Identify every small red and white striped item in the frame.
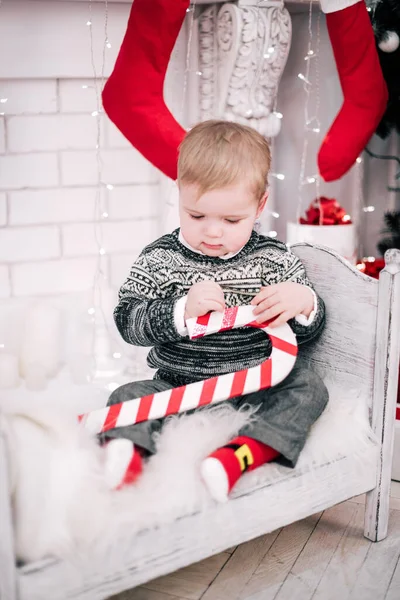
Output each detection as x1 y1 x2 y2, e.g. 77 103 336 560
79 305 298 436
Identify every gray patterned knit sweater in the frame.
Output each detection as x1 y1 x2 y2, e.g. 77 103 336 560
114 229 325 386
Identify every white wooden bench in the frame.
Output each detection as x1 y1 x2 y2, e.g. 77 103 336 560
1 243 399 600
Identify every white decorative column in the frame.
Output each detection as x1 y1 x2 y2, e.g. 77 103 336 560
197 0 292 138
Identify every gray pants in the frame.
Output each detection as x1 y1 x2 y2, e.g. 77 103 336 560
99 364 328 467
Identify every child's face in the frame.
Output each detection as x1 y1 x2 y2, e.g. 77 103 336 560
179 181 267 257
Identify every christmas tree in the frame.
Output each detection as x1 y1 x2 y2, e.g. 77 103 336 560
377 211 400 255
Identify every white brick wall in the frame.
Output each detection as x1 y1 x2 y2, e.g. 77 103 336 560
0 0 191 303
0 265 11 298
11 257 102 296
109 252 139 290
0 193 6 226
7 114 100 152
0 153 59 189
8 188 105 225
62 219 159 257
59 80 101 114
107 185 159 220
105 119 131 149
0 80 58 114
0 118 5 154
0 226 60 263
0 73 161 297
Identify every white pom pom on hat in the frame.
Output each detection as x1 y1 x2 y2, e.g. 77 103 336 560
378 31 400 53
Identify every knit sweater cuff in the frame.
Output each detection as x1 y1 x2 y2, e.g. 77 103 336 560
319 0 360 14
149 297 184 343
174 295 189 336
295 288 317 326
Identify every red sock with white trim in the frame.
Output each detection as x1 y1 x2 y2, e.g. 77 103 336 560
104 439 144 490
102 0 187 180
201 436 279 503
317 1 388 181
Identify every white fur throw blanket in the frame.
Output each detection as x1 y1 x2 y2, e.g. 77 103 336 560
1 382 376 565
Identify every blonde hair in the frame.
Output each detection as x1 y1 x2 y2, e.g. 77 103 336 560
178 120 271 201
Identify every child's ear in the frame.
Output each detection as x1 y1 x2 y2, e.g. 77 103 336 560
256 192 268 218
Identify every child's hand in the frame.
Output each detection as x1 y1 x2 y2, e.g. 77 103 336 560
185 281 225 320
251 282 314 328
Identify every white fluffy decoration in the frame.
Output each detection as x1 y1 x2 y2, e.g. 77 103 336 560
2 381 377 566
259 112 282 138
379 31 400 53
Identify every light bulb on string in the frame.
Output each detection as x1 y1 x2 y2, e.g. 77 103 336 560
105 38 112 49
102 212 109 219
268 231 278 238
302 175 319 185
86 20 92 26
304 50 315 60
305 117 321 133
0 98 7 104
273 111 283 119
298 73 311 86
271 172 285 181
356 157 363 164
363 205 375 213
106 183 114 190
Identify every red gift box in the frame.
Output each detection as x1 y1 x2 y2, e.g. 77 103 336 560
300 197 353 226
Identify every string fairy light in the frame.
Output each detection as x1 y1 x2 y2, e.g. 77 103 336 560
165 1 198 221
0 96 7 116
295 1 322 227
84 0 127 385
181 0 197 117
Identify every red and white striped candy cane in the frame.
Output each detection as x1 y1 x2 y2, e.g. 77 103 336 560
80 305 297 436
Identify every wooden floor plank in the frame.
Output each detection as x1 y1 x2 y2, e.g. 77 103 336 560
273 502 358 600
311 503 371 600
109 587 184 600
142 552 231 600
349 492 400 511
385 555 400 600
348 509 400 600
239 514 322 600
200 529 282 600
110 483 400 600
